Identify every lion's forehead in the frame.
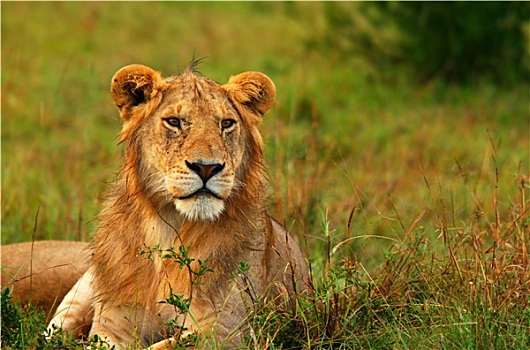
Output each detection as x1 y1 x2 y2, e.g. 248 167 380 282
157 77 236 121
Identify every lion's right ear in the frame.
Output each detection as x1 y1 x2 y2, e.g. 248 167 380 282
110 64 163 121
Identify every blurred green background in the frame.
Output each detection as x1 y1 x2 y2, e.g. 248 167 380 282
2 2 528 269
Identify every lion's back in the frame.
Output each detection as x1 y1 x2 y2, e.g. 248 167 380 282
1 240 89 318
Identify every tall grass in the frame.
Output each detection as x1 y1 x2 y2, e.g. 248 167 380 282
245 171 529 349
2 2 528 349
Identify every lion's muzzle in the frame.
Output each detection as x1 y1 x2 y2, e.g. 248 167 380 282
170 160 231 221
185 161 225 184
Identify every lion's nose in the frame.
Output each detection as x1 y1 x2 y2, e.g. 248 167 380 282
186 161 225 183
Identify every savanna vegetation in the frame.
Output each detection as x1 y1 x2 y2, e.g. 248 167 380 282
2 2 529 349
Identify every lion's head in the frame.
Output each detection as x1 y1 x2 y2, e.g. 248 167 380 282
110 63 276 221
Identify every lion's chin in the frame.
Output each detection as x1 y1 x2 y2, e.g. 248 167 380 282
174 196 225 221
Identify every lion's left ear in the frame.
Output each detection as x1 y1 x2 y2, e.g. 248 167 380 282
223 72 276 116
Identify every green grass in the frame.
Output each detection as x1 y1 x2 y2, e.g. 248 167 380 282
2 2 529 349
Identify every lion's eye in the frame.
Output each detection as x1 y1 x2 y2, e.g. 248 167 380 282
163 117 181 129
221 119 236 130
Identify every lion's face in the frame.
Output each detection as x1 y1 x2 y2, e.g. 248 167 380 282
139 78 246 221
110 64 276 221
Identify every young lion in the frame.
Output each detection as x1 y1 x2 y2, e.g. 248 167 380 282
47 63 309 348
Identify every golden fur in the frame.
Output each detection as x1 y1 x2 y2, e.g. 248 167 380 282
48 63 309 348
1 241 89 320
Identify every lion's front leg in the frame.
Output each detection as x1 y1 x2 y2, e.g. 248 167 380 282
46 268 95 339
174 282 254 348
89 301 157 349
151 298 214 346
148 296 227 349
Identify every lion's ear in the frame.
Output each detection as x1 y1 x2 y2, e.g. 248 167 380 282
224 72 276 116
110 64 163 121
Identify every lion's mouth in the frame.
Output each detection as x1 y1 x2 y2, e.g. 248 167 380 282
179 188 223 200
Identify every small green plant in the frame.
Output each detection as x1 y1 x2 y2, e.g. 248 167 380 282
85 334 116 350
140 243 214 348
140 243 213 283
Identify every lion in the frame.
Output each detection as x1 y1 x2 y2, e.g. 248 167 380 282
1 240 89 320
46 62 310 349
